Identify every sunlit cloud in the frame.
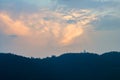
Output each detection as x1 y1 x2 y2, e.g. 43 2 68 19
0 8 97 57
0 8 96 47
0 13 30 36
60 25 83 45
0 0 120 57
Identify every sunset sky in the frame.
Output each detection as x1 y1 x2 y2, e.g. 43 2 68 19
0 0 120 57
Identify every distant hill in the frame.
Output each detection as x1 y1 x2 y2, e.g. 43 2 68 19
0 51 120 80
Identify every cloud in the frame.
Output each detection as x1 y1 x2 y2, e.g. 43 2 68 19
56 0 120 9
0 8 97 57
55 0 103 9
0 8 96 45
0 0 56 16
0 0 120 57
0 13 30 36
60 25 83 45
93 15 120 30
0 0 38 13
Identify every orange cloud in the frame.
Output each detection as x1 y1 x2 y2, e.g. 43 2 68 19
60 25 83 45
0 13 30 36
0 9 97 47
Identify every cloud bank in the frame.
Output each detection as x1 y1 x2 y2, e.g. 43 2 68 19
0 8 97 57
0 9 96 43
0 0 120 57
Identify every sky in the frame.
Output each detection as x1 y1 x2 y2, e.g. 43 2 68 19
0 0 120 58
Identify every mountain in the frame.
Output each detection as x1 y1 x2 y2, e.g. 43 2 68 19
0 51 120 80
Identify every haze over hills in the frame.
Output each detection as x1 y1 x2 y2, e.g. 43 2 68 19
0 51 120 80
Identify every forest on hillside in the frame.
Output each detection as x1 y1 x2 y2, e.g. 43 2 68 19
0 51 120 80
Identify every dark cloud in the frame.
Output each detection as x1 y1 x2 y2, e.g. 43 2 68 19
0 0 38 14
93 15 120 30
56 0 116 9
55 0 120 31
8 35 18 38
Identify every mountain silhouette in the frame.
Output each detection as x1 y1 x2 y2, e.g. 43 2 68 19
0 51 120 80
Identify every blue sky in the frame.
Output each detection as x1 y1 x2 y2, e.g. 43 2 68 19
0 0 120 57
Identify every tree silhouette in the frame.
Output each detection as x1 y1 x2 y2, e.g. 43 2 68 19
0 51 120 80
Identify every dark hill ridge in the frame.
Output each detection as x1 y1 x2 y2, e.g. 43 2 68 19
0 51 120 80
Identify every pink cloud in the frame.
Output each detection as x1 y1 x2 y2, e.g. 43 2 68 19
0 9 97 57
